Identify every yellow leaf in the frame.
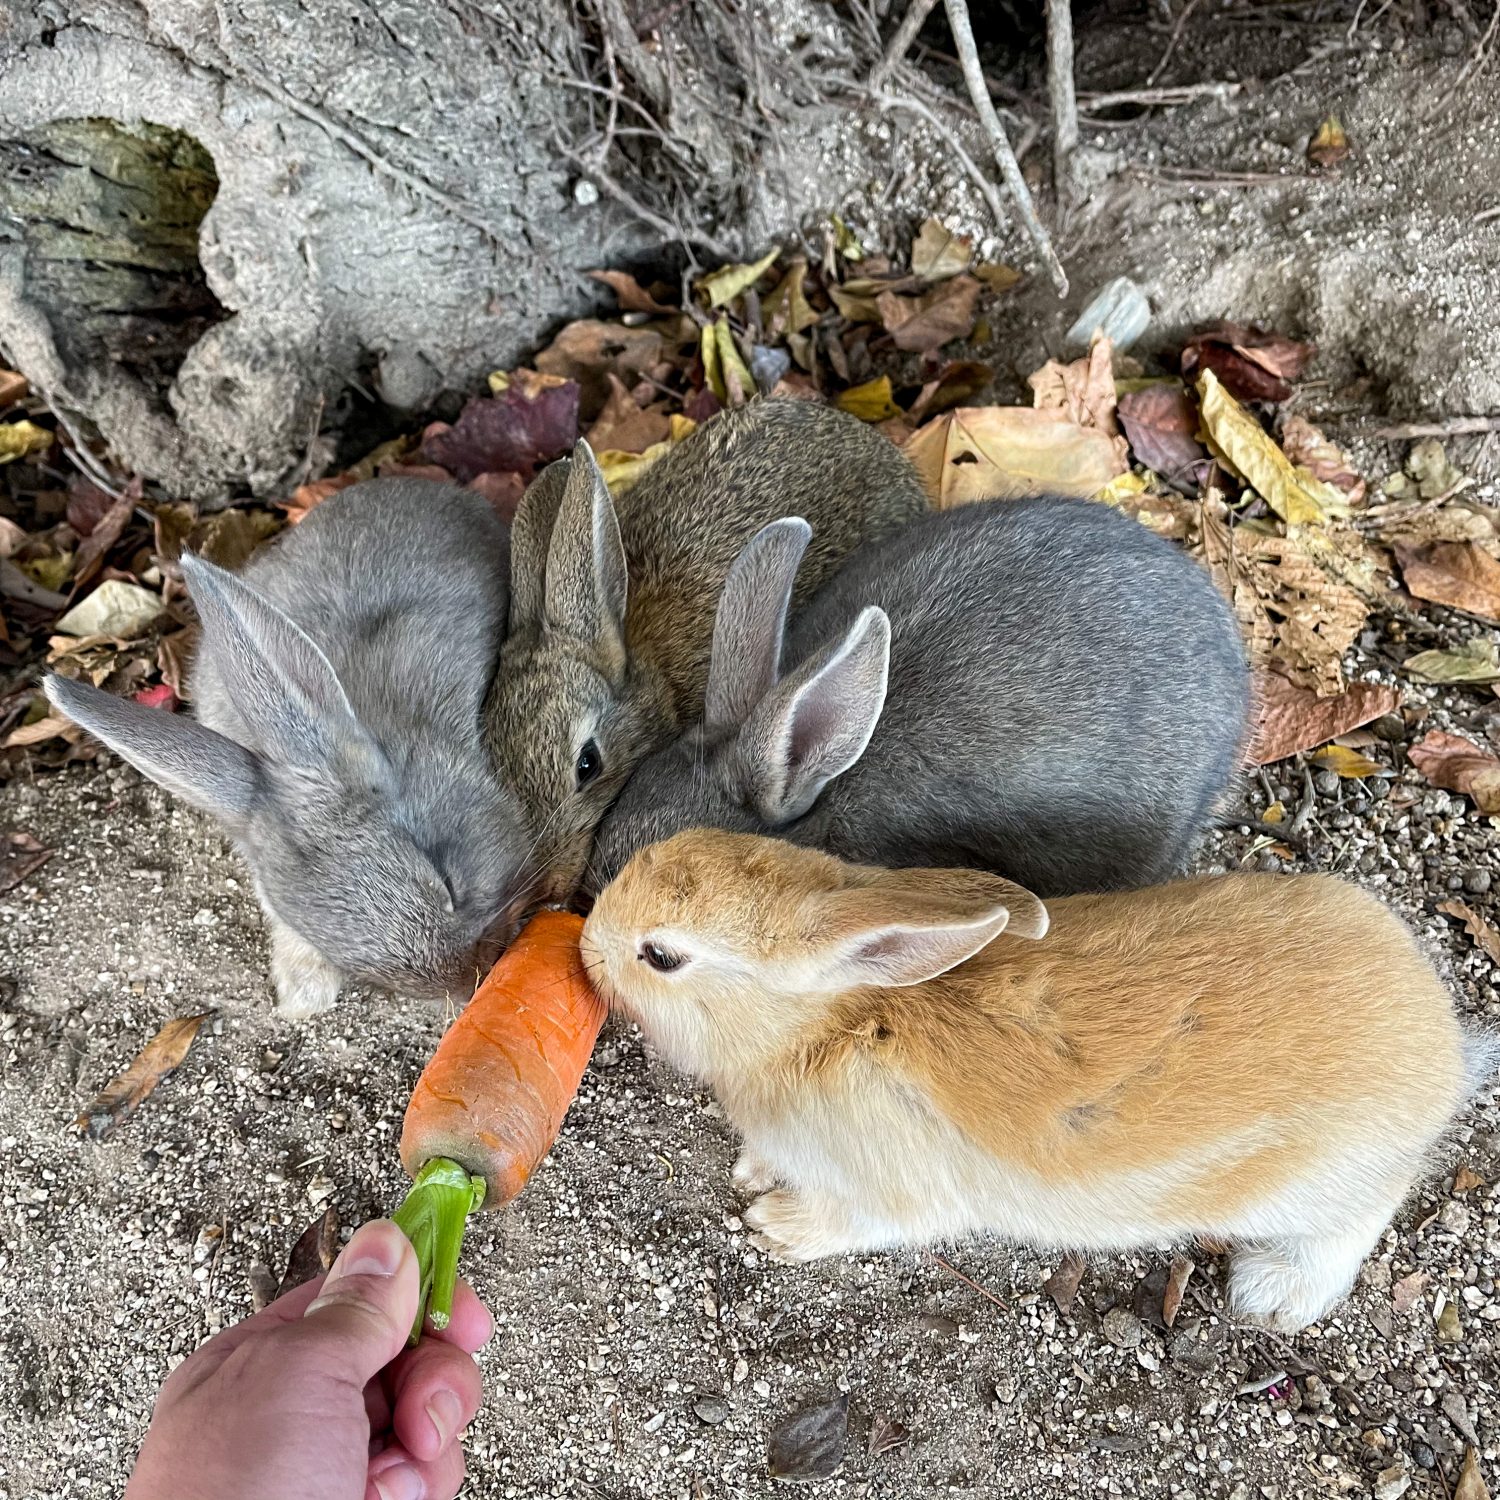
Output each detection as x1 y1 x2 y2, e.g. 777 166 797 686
762 258 819 337
1096 470 1151 504
834 376 902 424
911 217 972 281
0 419 52 464
596 417 698 498
1309 744 1384 778
1195 370 1344 526
21 552 73 593
830 214 865 261
904 406 1129 508
1263 800 1286 824
974 262 1022 292
486 370 510 394
700 322 722 402
827 284 883 323
699 248 779 309
1307 115 1351 169
712 318 754 405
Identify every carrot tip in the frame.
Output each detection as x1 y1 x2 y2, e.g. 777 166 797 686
392 1157 486 1346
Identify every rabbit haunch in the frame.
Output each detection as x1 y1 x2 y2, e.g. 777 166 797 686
584 830 1495 1332
46 480 528 1017
590 495 1250 898
483 399 929 906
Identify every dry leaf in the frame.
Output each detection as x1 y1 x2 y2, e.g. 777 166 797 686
585 375 672 454
767 1393 849 1480
905 406 1127 507
701 318 755 406
1044 1250 1086 1313
1196 371 1343 525
1249 672 1401 765
0 419 52 464
1029 337 1129 469
1392 1269 1429 1314
54 580 163 639
1403 639 1500 685
1453 1165 1486 1193
0 368 29 404
1117 384 1209 493
467 470 526 522
0 830 52 893
1384 438 1469 504
1309 744 1384 778
2 710 74 748
1456 1448 1490 1500
827 283 882 323
1437 901 1500 967
73 1013 211 1140
1437 1302 1463 1343
534 322 664 418
597 415 696 498
1162 1255 1194 1329
1395 540 1500 622
587 268 674 314
906 360 992 423
281 475 354 524
1280 415 1365 503
423 379 580 483
275 1206 340 1298
830 213 864 261
699 248 779 309
876 275 981 352
867 1413 910 1459
911 217 972 281
1308 116 1352 169
1409 729 1500 813
1182 324 1315 404
71 496 136 591
834 376 902 423
974 262 1023 292
762 258 820 339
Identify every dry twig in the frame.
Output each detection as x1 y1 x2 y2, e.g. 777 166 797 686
870 0 940 89
929 1252 1013 1311
1046 0 1080 205
1372 416 1500 439
1147 0 1206 86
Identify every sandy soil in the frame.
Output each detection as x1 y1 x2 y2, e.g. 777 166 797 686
3 16 1500 1500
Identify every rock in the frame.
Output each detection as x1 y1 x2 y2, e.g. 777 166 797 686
1374 1464 1411 1500
693 1394 730 1426
1065 276 1151 353
1464 867 1492 894
1439 1200 1471 1235
1102 1307 1144 1350
1315 770 1342 795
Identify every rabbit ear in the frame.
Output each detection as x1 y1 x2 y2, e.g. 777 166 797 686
509 457 570 632
543 441 627 659
704 517 812 738
182 552 360 764
735 606 891 823
809 867 1048 989
44 674 261 823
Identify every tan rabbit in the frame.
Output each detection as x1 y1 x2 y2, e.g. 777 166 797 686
484 399 928 904
582 829 1497 1332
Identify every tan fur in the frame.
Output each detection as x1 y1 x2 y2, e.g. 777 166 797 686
485 402 928 902
584 830 1486 1329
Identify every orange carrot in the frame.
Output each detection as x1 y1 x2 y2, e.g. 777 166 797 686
392 910 603 1339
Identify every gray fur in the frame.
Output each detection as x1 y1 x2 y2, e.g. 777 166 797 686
484 399 929 904
46 479 525 1014
592 496 1252 897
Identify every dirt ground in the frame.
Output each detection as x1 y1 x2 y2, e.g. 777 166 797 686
4 13 1500 1500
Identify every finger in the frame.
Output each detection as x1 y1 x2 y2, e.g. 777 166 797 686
434 1281 493 1354
367 1439 467 1500
387 1338 483 1463
297 1220 418 1385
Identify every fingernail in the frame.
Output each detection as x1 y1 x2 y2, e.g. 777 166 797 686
372 1463 424 1500
427 1387 464 1448
324 1221 407 1284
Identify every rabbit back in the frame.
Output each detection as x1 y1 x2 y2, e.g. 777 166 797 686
788 497 1249 892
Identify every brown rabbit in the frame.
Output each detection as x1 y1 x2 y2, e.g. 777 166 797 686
582 829 1497 1332
484 399 928 904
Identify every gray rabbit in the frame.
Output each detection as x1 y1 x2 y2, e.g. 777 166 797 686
46 480 528 1018
590 496 1250 896
484 399 928 905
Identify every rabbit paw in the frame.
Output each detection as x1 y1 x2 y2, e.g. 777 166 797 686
746 1189 861 1264
269 921 342 1020
1227 1231 1370 1333
732 1149 779 1197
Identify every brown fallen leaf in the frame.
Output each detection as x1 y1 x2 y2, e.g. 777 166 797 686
73 1012 211 1141
534 322 665 419
1437 901 1500 967
767 1393 849 1480
906 360 992 423
1280 415 1365 503
1392 1269 1429 1315
1453 1164 1486 1193
876 275 981 353
974 261 1023 292
275 1206 340 1299
0 368 28 405
867 1413 910 1459
282 475 356 524
1117 383 1209 493
834 376 902 423
423 377 580 484
1307 116 1352 170
585 374 673 454
905 406 1127 507
157 627 197 698
1410 730 1500 814
467 470 527 522
762 258 820 340
1182 322 1315 404
1162 1255 1194 1329
586 268 675 315
1248 672 1401 765
3 711 75 749
699 248 779 309
1456 1447 1491 1500
0 830 52 893
1309 744 1384 778
69 496 135 592
911 217 973 281
1395 540 1500 623
1044 1250 1086 1313
1028 337 1128 472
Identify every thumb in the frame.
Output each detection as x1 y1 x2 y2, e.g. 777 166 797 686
298 1219 419 1383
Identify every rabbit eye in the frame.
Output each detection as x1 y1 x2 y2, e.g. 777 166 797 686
575 738 603 789
639 941 684 973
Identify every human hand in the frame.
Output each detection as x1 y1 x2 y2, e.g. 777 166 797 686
124 1218 492 1500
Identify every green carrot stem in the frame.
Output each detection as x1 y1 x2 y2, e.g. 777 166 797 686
391 1157 486 1346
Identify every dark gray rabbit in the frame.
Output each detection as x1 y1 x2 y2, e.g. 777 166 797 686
45 480 528 1017
590 497 1250 896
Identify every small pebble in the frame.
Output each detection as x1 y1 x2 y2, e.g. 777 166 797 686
1314 770 1341 795
1464 868 1492 894
1102 1307 1144 1350
693 1395 730 1426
